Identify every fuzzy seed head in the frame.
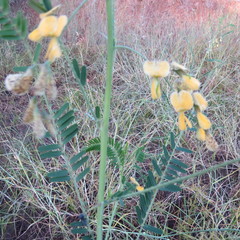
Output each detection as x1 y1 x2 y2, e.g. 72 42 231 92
206 134 219 151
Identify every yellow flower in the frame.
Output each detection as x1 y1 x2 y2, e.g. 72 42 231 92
28 15 68 41
205 133 219 151
193 92 208 111
151 78 161 99
130 177 144 191
178 112 192 131
197 112 212 130
179 75 200 91
136 185 144 191
45 37 62 62
196 128 206 141
143 61 170 78
4 68 33 95
170 90 193 112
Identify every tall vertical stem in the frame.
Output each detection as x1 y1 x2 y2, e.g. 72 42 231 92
97 0 115 239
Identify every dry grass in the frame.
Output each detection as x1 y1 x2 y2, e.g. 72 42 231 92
0 1 240 239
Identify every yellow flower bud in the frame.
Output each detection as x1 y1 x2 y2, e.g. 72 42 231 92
170 90 193 112
193 92 208 111
55 15 68 37
178 112 192 131
143 61 170 78
180 75 200 91
45 37 62 62
197 112 212 130
151 78 161 99
196 128 206 141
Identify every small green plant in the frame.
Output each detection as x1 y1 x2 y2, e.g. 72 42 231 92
1 0 239 239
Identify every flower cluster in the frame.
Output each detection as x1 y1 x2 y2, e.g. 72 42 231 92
143 61 218 151
28 5 68 62
171 62 218 151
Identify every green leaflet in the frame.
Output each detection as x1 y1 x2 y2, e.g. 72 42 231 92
61 124 78 139
40 150 62 159
42 0 52 11
57 110 74 126
143 224 163 235
47 169 68 178
176 147 193 154
28 0 46 13
76 167 90 182
72 59 81 79
168 164 187 173
38 144 60 153
33 43 42 63
71 228 88 234
80 65 87 86
135 147 145 162
70 151 86 165
170 158 188 169
72 156 89 171
62 129 78 144
152 159 162 176
170 132 176 149
54 103 70 119
49 175 70 182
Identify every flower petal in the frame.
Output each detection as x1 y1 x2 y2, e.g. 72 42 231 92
197 112 212 130
45 38 61 62
196 128 206 141
28 28 42 42
151 78 161 99
193 92 208 111
180 75 200 91
178 112 187 131
55 15 68 37
170 90 193 112
143 61 170 77
38 16 58 37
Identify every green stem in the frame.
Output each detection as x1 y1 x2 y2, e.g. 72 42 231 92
100 157 240 206
96 0 115 239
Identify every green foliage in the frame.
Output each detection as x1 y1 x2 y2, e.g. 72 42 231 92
28 0 47 13
86 137 126 166
136 171 155 224
143 224 163 235
72 59 87 86
0 0 27 40
42 0 52 11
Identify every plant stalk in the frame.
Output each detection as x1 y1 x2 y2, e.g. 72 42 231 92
96 0 115 239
